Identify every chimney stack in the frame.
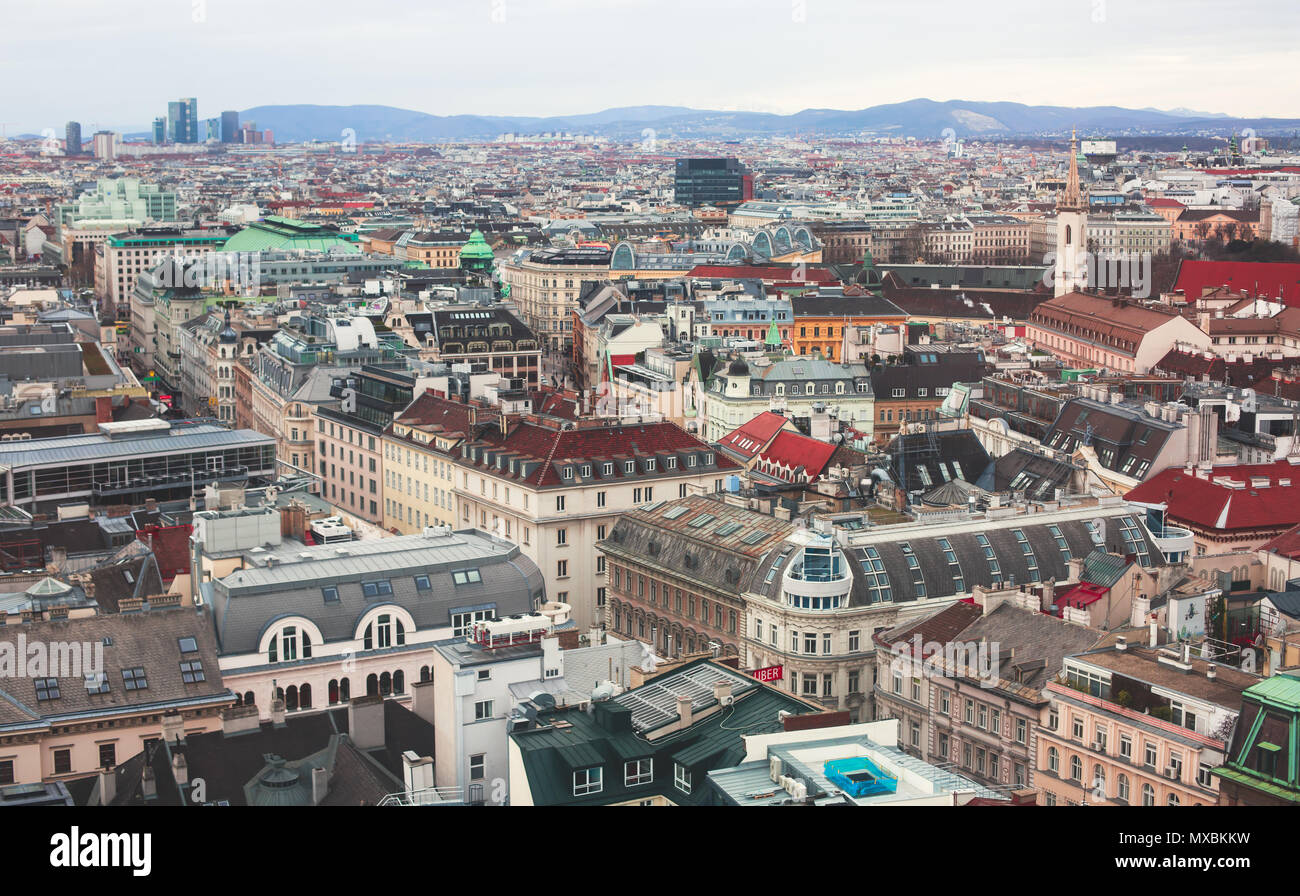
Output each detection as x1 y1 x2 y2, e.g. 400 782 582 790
348 694 386 750
713 681 733 705
98 766 116 806
676 695 693 728
160 712 185 745
311 766 329 806
171 753 189 788
1115 635 1127 651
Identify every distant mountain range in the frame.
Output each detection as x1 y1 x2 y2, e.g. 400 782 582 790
214 99 1300 143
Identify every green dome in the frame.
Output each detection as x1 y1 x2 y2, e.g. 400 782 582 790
460 230 495 261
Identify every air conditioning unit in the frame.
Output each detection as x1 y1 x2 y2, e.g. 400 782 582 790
1165 767 1180 780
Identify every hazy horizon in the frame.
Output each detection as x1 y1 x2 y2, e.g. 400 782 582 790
5 0 1297 133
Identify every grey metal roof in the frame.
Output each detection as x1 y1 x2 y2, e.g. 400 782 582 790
209 530 542 655
0 424 273 469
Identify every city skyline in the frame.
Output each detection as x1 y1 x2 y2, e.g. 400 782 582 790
5 0 1298 133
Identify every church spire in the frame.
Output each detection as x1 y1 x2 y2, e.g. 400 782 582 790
1058 128 1085 212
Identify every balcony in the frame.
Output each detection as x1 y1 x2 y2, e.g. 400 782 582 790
1148 524 1194 562
91 466 249 496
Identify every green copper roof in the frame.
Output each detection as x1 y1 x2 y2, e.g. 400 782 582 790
459 229 495 261
765 319 781 345
221 215 360 253
1245 672 1300 710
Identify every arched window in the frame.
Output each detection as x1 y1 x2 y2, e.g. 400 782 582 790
366 674 379 696
1065 225 1072 246
1118 774 1130 802
1167 793 1180 806
379 671 392 696
1070 756 1082 782
300 683 312 709
243 691 254 706
1093 764 1105 794
1048 748 1059 773
339 678 350 703
268 624 313 663
285 685 299 712
1142 783 1155 806
393 670 405 695
419 666 431 682
329 679 340 705
363 614 406 650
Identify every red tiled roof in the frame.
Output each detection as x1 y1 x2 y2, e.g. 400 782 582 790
757 430 838 479
1259 523 1300 560
395 391 497 437
1144 197 1186 208
717 411 790 460
1125 460 1300 531
474 420 739 487
1172 260 1300 305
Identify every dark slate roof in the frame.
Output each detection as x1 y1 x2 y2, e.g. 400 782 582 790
957 603 1103 690
84 552 163 613
994 447 1078 501
1043 398 1176 475
888 429 993 493
98 701 429 806
791 293 907 319
510 658 820 806
208 530 541 655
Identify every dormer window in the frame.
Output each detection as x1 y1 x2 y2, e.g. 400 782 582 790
581 464 591 478
645 459 656 472
688 455 697 467
625 461 635 474
703 453 714 466
562 466 574 480
603 462 614 476
666 457 677 469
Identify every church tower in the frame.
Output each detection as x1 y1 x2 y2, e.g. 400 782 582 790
1054 129 1088 297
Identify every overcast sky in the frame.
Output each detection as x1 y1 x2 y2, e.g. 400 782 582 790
4 0 1296 133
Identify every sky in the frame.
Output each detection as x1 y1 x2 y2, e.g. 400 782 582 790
3 0 1297 133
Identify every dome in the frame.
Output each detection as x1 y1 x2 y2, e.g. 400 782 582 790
728 357 750 376
459 230 495 261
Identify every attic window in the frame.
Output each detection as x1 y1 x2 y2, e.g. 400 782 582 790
34 678 60 701
624 461 635 474
603 463 614 476
563 467 574 480
581 465 592 478
178 637 198 654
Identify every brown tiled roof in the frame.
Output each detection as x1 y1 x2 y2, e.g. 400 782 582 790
0 606 230 729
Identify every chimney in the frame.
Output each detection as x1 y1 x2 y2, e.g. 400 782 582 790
311 766 329 806
588 626 604 647
409 678 437 724
171 752 189 788
1207 665 1217 681
98 766 116 806
1149 620 1158 648
713 681 733 705
220 702 262 736
160 712 185 745
676 695 693 728
1182 642 1191 665
348 694 386 750
141 766 156 800
1115 635 1128 651
270 693 287 727
402 750 434 796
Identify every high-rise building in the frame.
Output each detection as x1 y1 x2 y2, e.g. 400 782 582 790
205 118 220 142
64 121 82 156
152 117 167 145
92 131 119 160
183 98 198 144
674 158 751 208
167 101 182 144
221 110 238 143
167 97 199 143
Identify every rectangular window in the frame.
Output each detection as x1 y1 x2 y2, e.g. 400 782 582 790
470 754 485 781
474 700 493 720
625 759 653 786
99 742 116 769
848 630 860 652
123 667 148 691
674 762 692 794
414 575 431 591
54 749 72 776
180 660 205 683
573 767 603 796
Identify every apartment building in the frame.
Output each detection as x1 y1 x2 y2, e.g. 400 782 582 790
195 507 543 720
383 391 498 534
456 418 739 630
497 247 612 352
96 227 233 308
1036 641 1259 806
